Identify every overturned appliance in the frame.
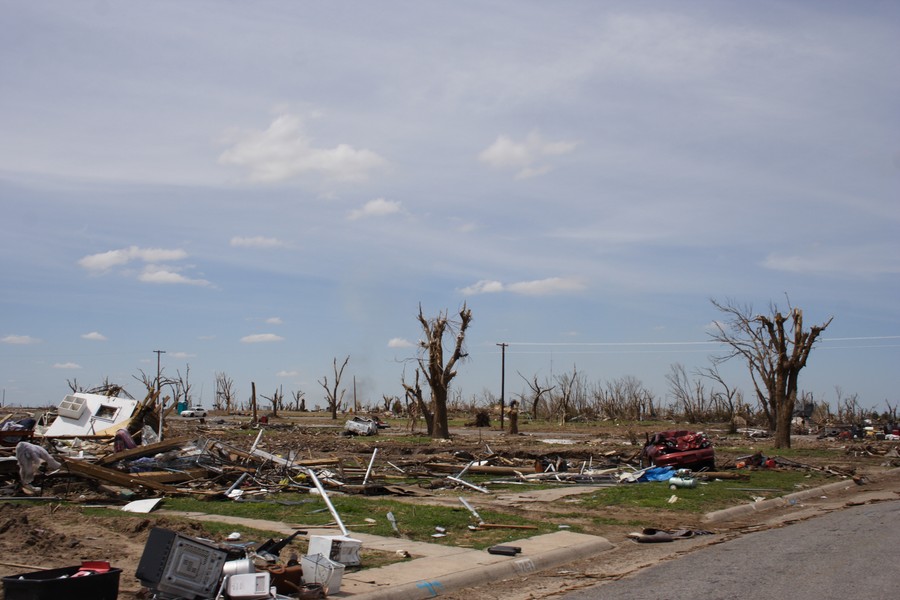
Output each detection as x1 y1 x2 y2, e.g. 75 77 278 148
642 430 715 470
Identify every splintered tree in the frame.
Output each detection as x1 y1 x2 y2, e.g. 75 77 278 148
711 298 832 448
319 356 350 420
416 303 472 440
215 372 237 413
402 368 432 435
261 385 283 417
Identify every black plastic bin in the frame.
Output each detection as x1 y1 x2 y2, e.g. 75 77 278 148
2 565 121 600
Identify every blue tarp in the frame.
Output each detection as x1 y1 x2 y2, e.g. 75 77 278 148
638 466 675 482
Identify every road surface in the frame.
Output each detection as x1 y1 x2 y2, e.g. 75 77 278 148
563 499 898 600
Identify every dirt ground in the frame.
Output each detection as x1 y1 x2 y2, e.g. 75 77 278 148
1 413 897 599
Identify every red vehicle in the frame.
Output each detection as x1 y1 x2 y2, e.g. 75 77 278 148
642 430 715 470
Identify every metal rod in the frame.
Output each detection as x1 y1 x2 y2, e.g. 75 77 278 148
306 468 349 536
459 496 484 524
362 448 378 485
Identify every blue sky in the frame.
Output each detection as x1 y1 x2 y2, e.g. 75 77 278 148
2 1 898 411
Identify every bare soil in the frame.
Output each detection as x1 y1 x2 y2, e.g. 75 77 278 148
1 413 897 599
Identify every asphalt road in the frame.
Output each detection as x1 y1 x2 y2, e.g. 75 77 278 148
563 499 899 600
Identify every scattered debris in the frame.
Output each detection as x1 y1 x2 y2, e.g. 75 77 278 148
642 430 715 470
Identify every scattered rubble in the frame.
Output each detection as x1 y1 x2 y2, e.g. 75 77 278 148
2 396 899 598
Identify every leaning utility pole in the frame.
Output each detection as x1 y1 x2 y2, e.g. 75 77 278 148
497 343 508 430
154 349 166 440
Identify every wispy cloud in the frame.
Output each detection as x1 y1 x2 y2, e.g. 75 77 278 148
348 198 403 220
461 277 585 296
78 246 187 272
219 113 387 183
2 335 41 345
276 369 299 377
53 362 81 369
78 246 210 286
241 333 285 343
138 265 211 287
265 317 283 325
169 351 196 359
81 332 107 341
478 131 577 179
230 236 285 248
387 337 413 348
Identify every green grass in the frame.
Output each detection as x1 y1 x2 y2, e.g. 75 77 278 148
577 470 832 513
157 493 556 550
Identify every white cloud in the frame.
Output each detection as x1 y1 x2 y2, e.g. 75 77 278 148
230 236 285 248
462 277 585 296
507 277 586 295
276 369 299 377
53 362 81 369
81 332 107 341
219 113 387 183
265 317 283 325
241 333 285 343
387 337 413 348
169 352 196 359
460 280 505 295
138 265 211 286
348 198 402 220
478 131 578 179
2 334 40 345
77 246 210 286
78 246 187 272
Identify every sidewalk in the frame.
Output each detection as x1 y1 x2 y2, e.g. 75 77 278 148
163 511 615 599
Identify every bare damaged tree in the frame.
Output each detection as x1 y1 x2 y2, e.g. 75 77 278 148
215 372 237 413
666 363 710 423
711 298 832 448
261 385 283 417
319 356 350 420
174 365 193 407
291 389 306 412
519 372 554 420
698 363 742 432
416 303 472 440
552 365 584 425
402 368 432 435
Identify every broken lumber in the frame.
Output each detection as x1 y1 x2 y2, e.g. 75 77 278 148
96 436 195 466
59 456 178 493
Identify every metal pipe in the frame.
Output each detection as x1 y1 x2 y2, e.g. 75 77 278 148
362 448 378 485
306 468 349 536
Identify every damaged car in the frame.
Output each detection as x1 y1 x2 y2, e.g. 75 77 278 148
641 430 715 470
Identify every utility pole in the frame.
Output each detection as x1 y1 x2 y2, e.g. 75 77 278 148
154 350 166 440
497 343 508 430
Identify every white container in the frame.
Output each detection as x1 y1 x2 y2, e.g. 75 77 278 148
307 534 361 566
226 572 271 599
302 553 345 594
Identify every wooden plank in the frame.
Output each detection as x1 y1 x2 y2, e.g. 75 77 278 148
59 456 177 493
128 467 210 483
95 436 195 466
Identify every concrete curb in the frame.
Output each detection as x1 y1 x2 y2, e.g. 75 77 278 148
348 535 615 600
703 466 900 524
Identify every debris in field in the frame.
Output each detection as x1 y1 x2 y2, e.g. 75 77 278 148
343 416 380 436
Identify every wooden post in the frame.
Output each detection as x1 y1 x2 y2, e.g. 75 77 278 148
251 381 257 424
